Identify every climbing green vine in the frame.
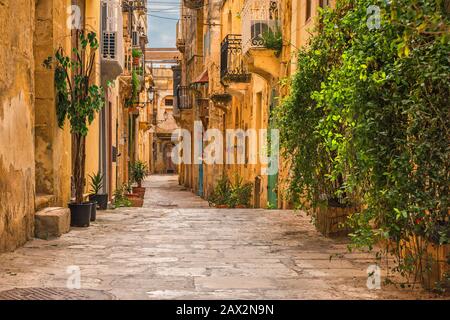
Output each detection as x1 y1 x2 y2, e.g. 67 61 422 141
274 0 449 290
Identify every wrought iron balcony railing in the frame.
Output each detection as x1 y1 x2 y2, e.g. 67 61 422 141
242 0 280 54
176 86 193 110
220 34 251 83
183 0 204 10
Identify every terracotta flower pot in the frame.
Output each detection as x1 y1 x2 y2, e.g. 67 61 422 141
133 56 140 66
132 187 145 198
215 204 229 209
236 204 247 208
125 193 143 207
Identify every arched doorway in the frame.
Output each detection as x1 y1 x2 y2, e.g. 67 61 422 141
163 143 176 174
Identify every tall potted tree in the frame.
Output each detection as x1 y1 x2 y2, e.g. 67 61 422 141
47 31 105 227
130 160 148 198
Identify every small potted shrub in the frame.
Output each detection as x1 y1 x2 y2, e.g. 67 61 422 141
131 160 148 198
124 182 144 207
262 25 283 57
88 172 108 210
47 31 104 227
208 176 231 208
113 185 132 208
230 176 253 208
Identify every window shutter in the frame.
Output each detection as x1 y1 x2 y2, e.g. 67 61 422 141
132 31 139 47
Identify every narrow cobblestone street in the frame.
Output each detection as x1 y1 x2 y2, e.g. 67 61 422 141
0 175 437 299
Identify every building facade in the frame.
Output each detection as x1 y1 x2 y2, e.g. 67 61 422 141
175 0 333 208
0 0 152 252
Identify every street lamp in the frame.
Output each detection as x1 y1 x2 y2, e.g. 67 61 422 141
147 87 154 102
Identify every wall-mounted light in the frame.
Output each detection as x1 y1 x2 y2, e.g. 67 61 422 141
148 87 155 102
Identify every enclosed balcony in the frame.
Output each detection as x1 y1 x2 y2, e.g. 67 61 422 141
183 0 204 10
241 0 280 54
176 86 193 110
220 35 251 83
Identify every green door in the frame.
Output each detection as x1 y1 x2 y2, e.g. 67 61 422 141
267 89 278 208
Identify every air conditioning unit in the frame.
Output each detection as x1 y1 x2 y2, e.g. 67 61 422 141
101 0 118 59
101 0 124 79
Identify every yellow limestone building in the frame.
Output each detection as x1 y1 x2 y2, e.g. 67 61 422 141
175 0 334 208
0 0 104 252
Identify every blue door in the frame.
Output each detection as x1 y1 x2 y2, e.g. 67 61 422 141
267 88 278 208
198 163 204 197
198 136 204 197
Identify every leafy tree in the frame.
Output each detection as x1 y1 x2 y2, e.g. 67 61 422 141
48 31 105 203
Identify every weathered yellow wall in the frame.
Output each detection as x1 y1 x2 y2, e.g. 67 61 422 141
0 0 36 251
34 0 72 207
84 0 101 194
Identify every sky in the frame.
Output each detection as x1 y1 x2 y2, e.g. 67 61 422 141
147 0 180 48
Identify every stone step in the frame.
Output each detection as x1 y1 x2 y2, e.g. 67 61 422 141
34 207 70 240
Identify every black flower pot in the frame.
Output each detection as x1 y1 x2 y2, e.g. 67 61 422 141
89 193 108 210
89 201 97 221
69 202 92 227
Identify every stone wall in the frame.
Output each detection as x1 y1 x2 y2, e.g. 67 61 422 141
0 0 74 252
34 0 72 207
0 0 36 251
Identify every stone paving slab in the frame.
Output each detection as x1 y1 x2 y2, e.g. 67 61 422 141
0 175 442 299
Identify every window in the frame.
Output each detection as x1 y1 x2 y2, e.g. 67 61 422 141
132 31 139 47
305 0 312 22
165 98 174 106
203 29 211 59
251 21 270 45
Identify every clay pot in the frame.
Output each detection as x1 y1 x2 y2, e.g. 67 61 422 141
215 204 229 209
132 187 145 198
126 193 143 207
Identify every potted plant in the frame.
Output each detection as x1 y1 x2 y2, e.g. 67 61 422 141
229 175 253 208
208 176 231 208
132 48 142 66
113 185 132 208
47 31 105 227
131 160 148 198
124 182 144 207
88 172 108 211
261 25 283 57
